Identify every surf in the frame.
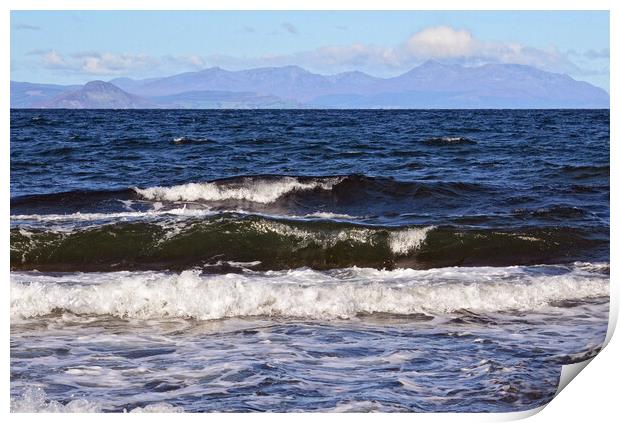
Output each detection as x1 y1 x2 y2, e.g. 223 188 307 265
10 264 609 321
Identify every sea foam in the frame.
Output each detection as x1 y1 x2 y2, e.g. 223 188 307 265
10 207 216 223
11 265 609 321
10 387 102 413
10 386 183 413
134 176 342 204
388 226 435 255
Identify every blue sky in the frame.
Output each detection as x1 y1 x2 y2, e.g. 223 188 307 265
11 11 610 91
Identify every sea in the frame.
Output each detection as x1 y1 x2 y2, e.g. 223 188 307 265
10 109 610 412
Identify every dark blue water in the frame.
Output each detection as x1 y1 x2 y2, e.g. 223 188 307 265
10 109 610 412
11 109 610 212
10 109 610 270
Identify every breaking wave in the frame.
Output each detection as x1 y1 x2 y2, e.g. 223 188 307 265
11 264 609 320
133 176 343 203
10 216 606 272
11 174 491 217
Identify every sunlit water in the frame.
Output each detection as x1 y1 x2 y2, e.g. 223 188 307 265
11 109 609 412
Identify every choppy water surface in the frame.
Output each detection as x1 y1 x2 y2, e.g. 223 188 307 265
10 109 609 412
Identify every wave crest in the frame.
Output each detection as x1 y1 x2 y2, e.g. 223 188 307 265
11 218 605 272
388 226 435 255
134 176 343 203
11 265 609 320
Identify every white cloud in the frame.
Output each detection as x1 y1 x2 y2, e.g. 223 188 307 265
24 25 604 84
42 50 66 67
79 53 153 74
186 26 583 77
396 27 581 75
403 26 476 58
183 55 206 68
32 50 156 75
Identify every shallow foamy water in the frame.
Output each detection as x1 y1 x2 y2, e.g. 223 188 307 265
10 264 609 412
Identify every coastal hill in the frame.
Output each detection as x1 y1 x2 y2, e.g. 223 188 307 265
31 80 155 109
11 62 610 109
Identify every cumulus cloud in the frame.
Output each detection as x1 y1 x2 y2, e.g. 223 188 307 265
403 26 476 58
187 25 585 76
397 26 577 74
79 53 153 74
23 25 604 82
30 50 156 75
311 26 578 74
42 50 66 67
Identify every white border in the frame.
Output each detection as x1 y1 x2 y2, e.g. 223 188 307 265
3 1 616 421
2 0 617 10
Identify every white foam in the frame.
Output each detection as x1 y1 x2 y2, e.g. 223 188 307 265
11 265 609 321
388 226 435 255
10 386 183 413
247 220 432 253
129 403 184 413
10 207 216 223
330 400 386 412
249 219 376 249
573 261 610 273
133 177 342 204
10 387 102 413
11 209 362 224
299 211 359 220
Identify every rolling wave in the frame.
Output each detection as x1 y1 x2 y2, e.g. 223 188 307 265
11 174 490 213
10 216 607 272
134 176 343 203
11 264 609 320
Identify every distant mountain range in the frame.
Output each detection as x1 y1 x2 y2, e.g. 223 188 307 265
11 61 610 109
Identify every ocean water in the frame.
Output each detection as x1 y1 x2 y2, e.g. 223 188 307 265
10 109 610 412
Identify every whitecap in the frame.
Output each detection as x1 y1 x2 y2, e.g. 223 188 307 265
133 176 343 204
11 264 609 321
388 226 435 255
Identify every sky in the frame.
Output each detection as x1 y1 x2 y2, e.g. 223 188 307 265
10 10 610 91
